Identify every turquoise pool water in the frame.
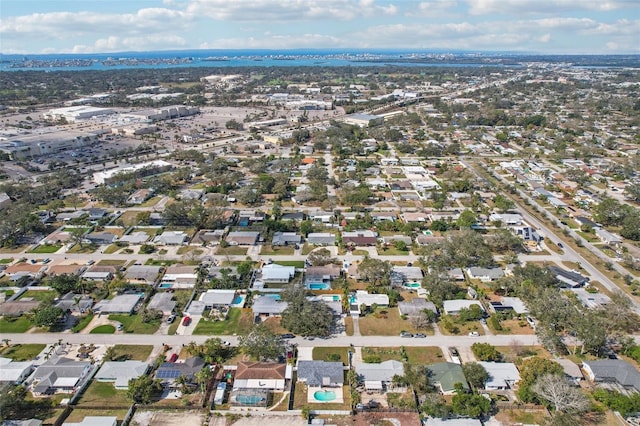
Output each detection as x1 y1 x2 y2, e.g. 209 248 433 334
236 395 264 404
159 283 172 289
405 282 421 288
309 282 330 290
349 296 357 305
265 294 281 300
314 390 337 402
232 295 243 304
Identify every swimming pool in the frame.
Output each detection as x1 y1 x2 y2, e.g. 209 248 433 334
236 394 264 404
158 283 172 289
313 390 337 402
308 282 330 290
404 282 421 288
265 294 281 301
232 295 244 304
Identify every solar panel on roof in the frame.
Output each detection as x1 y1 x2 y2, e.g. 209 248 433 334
156 369 182 379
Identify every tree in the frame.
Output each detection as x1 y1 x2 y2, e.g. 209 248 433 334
518 357 564 404
195 366 212 394
471 343 502 362
307 248 334 266
592 197 632 226
493 194 515 212
127 375 162 404
451 391 491 418
394 240 408 251
300 220 314 237
621 213 640 241
456 209 477 228
49 273 80 295
410 310 436 329
532 374 590 413
104 346 117 361
357 257 392 288
462 362 489 390
281 286 334 337
625 182 640 203
458 304 484 322
238 324 284 361
422 273 463 307
33 306 64 328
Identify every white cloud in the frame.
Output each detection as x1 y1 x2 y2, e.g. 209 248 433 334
200 33 344 49
415 0 458 16
72 35 187 54
466 0 636 15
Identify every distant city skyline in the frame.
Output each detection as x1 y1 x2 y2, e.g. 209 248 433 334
1 0 638 55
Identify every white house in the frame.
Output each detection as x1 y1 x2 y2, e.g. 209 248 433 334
477 362 520 390
261 264 295 283
95 361 149 390
443 300 484 316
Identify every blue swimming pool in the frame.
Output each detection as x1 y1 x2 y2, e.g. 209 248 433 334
314 390 337 402
158 283 172 289
232 295 243 304
236 394 264 404
265 294 281 300
308 282 330 290
405 282 421 288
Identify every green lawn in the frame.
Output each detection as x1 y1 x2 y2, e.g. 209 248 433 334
362 346 443 365
312 346 351 365
1 344 46 361
0 316 33 333
0 258 14 264
108 314 161 334
377 246 412 256
111 344 154 361
90 324 115 334
97 259 126 266
67 244 97 254
71 313 94 333
103 244 122 254
63 409 129 423
77 381 130 407
193 308 252 335
217 246 248 256
261 245 295 255
273 260 305 268
18 290 57 304
176 246 204 255
358 308 429 336
27 244 62 254
145 259 179 266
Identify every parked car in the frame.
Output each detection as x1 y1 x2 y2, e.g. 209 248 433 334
222 341 231 346
557 242 564 248
414 333 427 338
182 316 191 326
468 331 479 337
169 353 178 362
280 333 295 339
166 315 176 324
400 331 413 338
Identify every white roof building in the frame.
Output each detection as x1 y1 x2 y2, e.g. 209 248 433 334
95 361 148 389
261 264 295 283
443 300 484 315
477 362 521 390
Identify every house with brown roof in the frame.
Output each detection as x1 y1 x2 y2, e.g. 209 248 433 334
4 263 47 280
47 264 85 277
232 362 288 406
342 230 377 246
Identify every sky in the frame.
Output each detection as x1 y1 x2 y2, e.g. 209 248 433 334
1 0 639 55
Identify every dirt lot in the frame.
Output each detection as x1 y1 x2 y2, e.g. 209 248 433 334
131 410 204 426
354 412 421 426
218 415 308 426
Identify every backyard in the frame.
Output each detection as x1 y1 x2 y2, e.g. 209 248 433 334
0 316 33 333
76 381 130 407
0 343 46 361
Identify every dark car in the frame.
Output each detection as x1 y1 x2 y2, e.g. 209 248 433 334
280 333 295 339
414 333 427 338
557 242 564 248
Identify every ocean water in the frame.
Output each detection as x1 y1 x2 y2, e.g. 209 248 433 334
0 48 512 71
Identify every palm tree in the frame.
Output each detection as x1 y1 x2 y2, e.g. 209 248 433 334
194 367 212 394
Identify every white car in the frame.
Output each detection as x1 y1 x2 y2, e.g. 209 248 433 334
468 331 479 337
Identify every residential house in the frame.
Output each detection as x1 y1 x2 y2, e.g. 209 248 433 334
232 362 288 406
350 291 389 315
466 267 504 282
342 230 377 246
427 362 470 395
87 208 108 221
207 266 239 280
490 297 528 315
488 213 523 226
261 264 295 283
272 232 301 246
149 212 166 226
548 266 589 288
307 233 336 246
178 189 203 201
477 362 520 390
192 229 225 246
0 357 34 385
125 265 161 285
555 359 583 384
382 235 413 246
0 300 40 317
154 231 189 246
297 360 344 388
310 211 334 223
156 357 205 388
95 361 149 389
447 268 465 281
304 264 341 290
119 231 150 244
252 296 288 317
226 231 260 246
237 210 265 226
3 419 43 426
30 357 92 395
281 212 305 221
4 263 47 280
54 293 93 313
442 300 484 316
401 211 430 223
81 265 116 281
93 294 142 314
127 188 153 205
46 264 85 277
398 298 437 317
200 289 237 308
354 360 404 391
160 265 198 289
569 288 611 309
147 292 176 315
56 211 88 222
391 266 424 285
595 228 622 245
582 359 640 393
574 216 598 229
371 212 397 222
83 232 117 245
62 417 117 426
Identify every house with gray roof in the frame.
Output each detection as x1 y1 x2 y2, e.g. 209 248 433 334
548 266 589 288
119 231 150 244
0 357 34 385
582 359 640 392
125 265 161 285
3 420 43 426
200 289 236 308
398 298 437 317
466 266 504 282
95 360 149 389
154 231 189 245
443 300 484 316
306 233 336 246
261 264 295 283
54 293 93 313
354 360 404 391
93 294 142 314
83 232 117 245
252 296 288 317
297 360 344 388
427 362 469 395
147 292 175 315
62 416 116 426
272 232 301 246
30 357 92 395
156 357 205 388
477 362 520 390
226 231 260 246
192 229 225 246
